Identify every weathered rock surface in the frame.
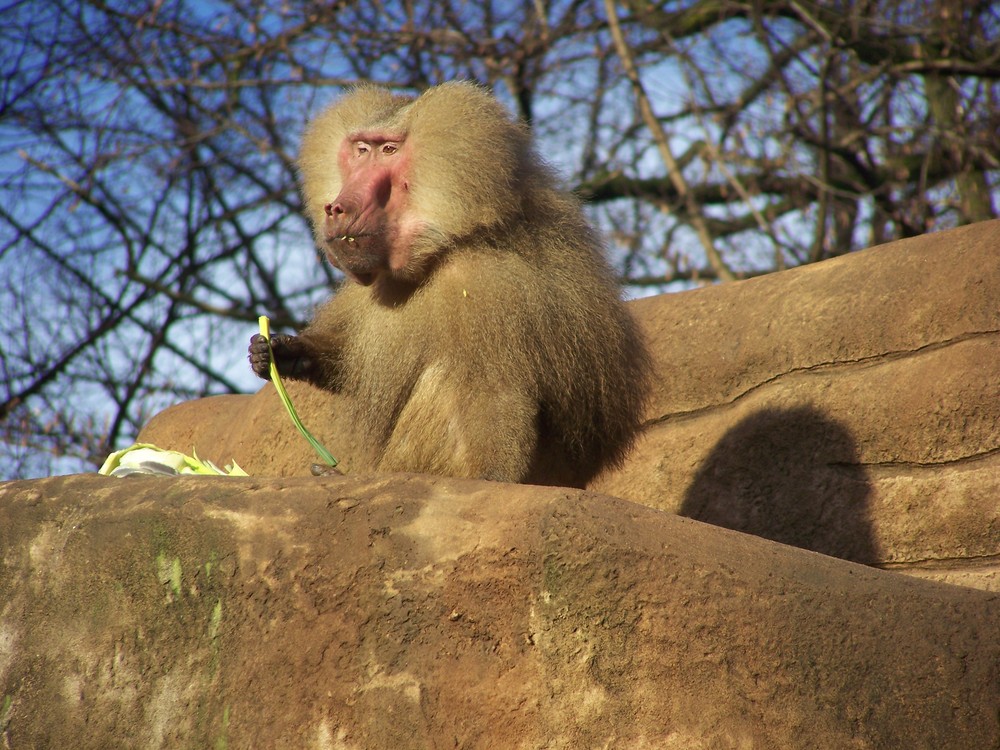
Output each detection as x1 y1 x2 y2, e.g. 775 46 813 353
596 218 1000 590
140 219 1000 589
1 474 998 749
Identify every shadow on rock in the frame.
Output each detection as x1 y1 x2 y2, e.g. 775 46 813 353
680 406 879 564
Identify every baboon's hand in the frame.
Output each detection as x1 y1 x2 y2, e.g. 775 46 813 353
248 332 303 380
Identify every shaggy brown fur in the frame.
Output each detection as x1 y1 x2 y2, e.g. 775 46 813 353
250 82 651 486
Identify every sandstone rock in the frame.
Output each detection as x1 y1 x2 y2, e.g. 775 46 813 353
140 220 1000 590
593 218 1000 590
1 474 997 748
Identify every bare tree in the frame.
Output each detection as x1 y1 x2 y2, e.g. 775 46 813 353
1 0 997 478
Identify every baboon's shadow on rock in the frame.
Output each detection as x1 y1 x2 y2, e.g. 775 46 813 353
680 406 879 564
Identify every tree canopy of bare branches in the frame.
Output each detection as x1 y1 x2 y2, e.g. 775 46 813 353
1 0 997 478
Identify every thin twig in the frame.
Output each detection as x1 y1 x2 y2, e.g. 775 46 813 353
603 0 734 282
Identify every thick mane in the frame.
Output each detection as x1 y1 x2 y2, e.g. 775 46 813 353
405 82 536 237
253 80 652 487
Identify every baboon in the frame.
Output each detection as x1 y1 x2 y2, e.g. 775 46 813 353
249 81 652 487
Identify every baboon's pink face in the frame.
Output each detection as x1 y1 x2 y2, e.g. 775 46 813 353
322 130 414 286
